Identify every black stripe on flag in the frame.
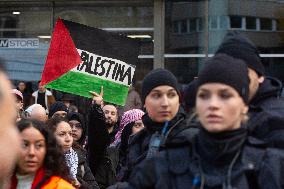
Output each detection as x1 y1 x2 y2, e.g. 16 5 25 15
61 19 140 66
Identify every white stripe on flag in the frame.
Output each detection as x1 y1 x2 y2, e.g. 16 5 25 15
72 49 136 86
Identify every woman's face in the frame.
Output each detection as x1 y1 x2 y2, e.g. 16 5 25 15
54 121 73 153
69 120 83 142
145 85 180 123
196 83 248 133
17 127 46 175
132 120 144 134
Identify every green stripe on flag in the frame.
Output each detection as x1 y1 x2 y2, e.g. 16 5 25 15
46 71 129 105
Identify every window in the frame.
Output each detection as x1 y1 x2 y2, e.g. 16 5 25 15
197 17 204 31
246 17 256 30
189 18 197 32
230 16 242 29
180 19 188 33
173 20 180 33
220 16 228 29
210 16 218 29
260 18 272 30
0 16 18 37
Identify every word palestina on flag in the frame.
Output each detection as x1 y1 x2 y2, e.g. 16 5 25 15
76 50 134 86
40 18 139 106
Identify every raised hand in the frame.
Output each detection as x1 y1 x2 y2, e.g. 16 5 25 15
90 86 104 106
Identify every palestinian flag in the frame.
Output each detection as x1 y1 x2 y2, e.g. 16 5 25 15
41 18 139 106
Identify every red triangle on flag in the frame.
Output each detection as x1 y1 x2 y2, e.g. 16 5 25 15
40 18 81 86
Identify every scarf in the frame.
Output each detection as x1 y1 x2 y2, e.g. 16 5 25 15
197 127 247 165
65 148 78 179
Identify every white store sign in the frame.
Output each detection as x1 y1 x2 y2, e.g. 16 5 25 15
0 38 39 48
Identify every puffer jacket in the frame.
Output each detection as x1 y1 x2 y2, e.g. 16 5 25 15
126 127 284 189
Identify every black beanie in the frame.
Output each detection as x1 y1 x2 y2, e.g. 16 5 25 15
215 31 264 76
197 54 249 104
49 101 68 118
141 68 179 104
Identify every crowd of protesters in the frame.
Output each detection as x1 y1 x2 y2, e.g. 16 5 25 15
0 31 284 189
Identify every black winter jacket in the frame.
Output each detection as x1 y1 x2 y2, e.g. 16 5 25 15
127 127 284 189
250 76 284 117
248 77 284 148
88 104 109 176
75 147 100 189
117 108 198 181
88 104 119 189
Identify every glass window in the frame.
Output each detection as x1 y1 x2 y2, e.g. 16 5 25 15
230 16 242 29
210 16 218 29
260 18 272 30
277 18 284 31
180 19 188 33
1 16 18 37
165 1 206 56
189 18 197 32
173 20 180 33
198 17 204 31
220 16 228 29
165 58 202 84
0 1 153 82
246 17 256 30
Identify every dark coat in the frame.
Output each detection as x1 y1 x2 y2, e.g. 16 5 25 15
94 146 119 189
250 77 284 117
75 147 100 189
87 104 118 189
88 104 109 175
126 127 284 189
248 77 284 148
117 108 198 182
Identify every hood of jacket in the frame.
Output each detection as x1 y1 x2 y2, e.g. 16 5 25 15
250 76 283 107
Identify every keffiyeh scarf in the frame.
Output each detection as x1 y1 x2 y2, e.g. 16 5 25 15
65 148 78 179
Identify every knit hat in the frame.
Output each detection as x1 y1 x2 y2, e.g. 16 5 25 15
215 31 264 76
197 54 249 104
111 109 145 146
49 101 68 118
141 68 179 104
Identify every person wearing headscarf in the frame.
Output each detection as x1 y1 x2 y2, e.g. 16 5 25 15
111 109 145 181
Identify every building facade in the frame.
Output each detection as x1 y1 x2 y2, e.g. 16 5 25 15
0 0 283 89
